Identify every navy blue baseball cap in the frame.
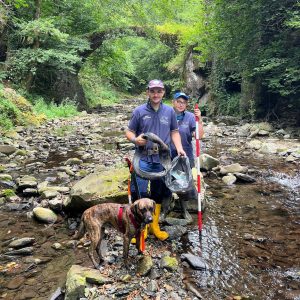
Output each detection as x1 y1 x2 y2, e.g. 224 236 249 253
174 92 189 100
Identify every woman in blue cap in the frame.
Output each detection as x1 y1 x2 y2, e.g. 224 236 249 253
160 91 204 223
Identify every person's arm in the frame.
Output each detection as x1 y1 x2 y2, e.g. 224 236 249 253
171 130 186 156
194 108 204 139
125 130 147 146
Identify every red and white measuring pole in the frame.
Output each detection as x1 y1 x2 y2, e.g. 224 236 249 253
195 103 202 233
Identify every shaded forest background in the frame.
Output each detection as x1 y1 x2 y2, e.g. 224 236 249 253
0 0 299 130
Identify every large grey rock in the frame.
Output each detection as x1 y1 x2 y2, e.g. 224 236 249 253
66 167 129 212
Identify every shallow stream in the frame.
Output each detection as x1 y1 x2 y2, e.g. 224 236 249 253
0 115 299 300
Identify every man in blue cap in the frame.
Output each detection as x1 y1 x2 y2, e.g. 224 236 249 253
160 91 204 223
125 80 186 241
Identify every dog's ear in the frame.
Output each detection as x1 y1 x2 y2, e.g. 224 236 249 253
131 200 139 217
152 200 156 212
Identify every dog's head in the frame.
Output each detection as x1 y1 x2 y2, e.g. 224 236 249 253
131 198 155 225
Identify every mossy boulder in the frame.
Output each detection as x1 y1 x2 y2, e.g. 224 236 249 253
65 265 111 300
66 166 129 213
1 88 46 129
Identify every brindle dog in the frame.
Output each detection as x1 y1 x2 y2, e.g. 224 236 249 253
73 198 155 269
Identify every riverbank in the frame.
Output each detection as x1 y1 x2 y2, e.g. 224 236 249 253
0 101 299 300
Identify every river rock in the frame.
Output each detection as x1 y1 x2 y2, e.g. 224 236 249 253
48 198 63 211
65 265 111 300
0 145 17 155
286 155 297 162
22 188 38 196
6 276 25 289
200 154 220 170
52 242 64 250
41 190 59 199
247 139 262 150
137 255 153 276
64 158 83 166
8 237 35 248
249 128 259 138
5 246 34 256
164 225 187 239
259 142 278 154
66 167 129 212
165 217 188 226
234 172 256 183
181 253 207 270
160 256 178 271
16 175 38 190
33 207 57 223
258 129 270 136
222 174 237 185
220 163 247 175
0 174 13 181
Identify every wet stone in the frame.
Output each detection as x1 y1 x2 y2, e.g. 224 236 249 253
164 225 187 239
22 188 38 195
137 255 153 276
33 207 57 224
222 174 237 185
8 237 35 248
0 145 17 155
234 172 256 183
181 253 207 270
160 256 178 271
6 276 25 289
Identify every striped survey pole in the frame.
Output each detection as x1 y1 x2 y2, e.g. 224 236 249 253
194 103 202 233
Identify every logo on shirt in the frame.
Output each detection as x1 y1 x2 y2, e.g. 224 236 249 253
160 116 169 125
180 121 189 128
143 115 151 120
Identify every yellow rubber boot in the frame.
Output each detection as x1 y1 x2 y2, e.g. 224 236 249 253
131 224 148 244
149 204 169 241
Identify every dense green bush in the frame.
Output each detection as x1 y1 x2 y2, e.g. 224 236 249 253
32 97 79 119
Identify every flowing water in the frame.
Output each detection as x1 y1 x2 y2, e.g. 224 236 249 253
0 116 299 300
182 138 300 300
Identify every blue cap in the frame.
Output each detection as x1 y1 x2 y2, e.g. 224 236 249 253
174 92 189 100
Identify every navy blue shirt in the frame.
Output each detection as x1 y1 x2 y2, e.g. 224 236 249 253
128 101 178 163
171 111 196 162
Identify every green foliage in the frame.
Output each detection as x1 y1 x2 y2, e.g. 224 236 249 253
2 189 16 198
2 0 299 121
32 98 79 118
122 37 177 92
0 92 21 131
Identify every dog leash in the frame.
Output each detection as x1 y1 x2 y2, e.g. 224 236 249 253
125 158 146 252
117 206 145 251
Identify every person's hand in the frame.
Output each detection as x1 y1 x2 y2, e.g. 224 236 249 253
194 108 201 118
177 148 186 157
135 134 147 146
